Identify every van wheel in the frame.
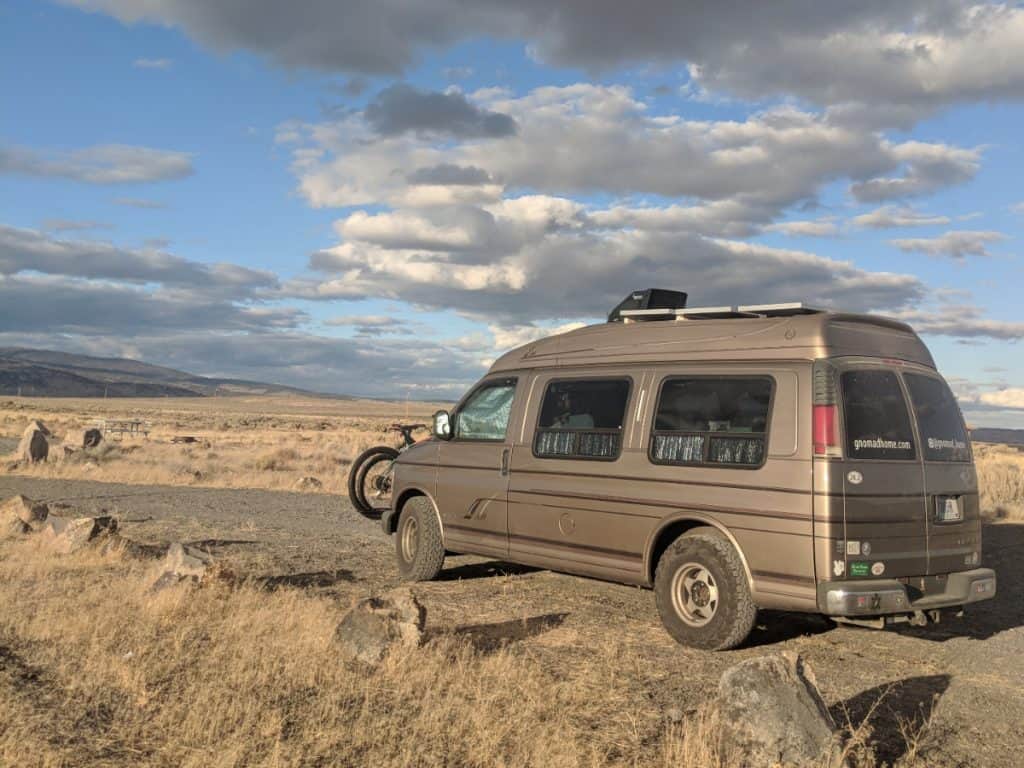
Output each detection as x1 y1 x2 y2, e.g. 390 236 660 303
395 497 445 581
654 530 756 650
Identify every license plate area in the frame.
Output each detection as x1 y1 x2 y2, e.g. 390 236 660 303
935 495 963 524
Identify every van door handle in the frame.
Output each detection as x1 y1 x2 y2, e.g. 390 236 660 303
500 448 510 476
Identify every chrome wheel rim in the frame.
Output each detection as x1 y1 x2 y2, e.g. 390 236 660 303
670 562 719 627
400 516 419 562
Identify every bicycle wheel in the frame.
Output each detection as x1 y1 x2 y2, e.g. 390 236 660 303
347 446 399 520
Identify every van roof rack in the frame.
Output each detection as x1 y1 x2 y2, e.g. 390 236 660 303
618 302 826 322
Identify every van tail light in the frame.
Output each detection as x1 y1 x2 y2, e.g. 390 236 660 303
813 361 842 458
813 405 840 456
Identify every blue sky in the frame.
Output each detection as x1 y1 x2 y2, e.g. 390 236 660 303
1 0 1023 425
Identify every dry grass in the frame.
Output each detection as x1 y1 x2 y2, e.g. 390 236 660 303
0 538 734 768
0 396 441 495
974 442 1024 521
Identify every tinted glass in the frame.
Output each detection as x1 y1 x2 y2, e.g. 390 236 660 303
456 380 516 440
535 379 630 459
651 377 772 467
841 370 915 460
905 373 970 462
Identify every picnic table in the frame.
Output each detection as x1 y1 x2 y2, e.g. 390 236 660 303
96 419 151 439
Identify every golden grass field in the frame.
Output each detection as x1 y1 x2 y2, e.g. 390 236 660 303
2 396 1023 767
0 395 443 496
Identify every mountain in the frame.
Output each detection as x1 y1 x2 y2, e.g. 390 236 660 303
0 347 343 399
970 427 1024 447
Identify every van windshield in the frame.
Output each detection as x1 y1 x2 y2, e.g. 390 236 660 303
904 373 971 462
841 369 916 460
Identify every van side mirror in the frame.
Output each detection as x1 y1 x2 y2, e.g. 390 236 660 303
432 410 453 440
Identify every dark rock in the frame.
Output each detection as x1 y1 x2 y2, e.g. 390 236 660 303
0 494 49 527
716 651 843 768
17 429 48 463
334 587 425 665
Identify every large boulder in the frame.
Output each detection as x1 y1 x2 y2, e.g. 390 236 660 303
17 429 48 463
39 514 119 555
24 420 51 437
150 543 218 591
63 428 103 451
334 587 425 665
716 652 843 768
0 494 49 528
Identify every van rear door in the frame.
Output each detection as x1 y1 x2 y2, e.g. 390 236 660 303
903 372 980 575
838 367 928 579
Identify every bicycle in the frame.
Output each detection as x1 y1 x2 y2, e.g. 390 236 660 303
347 422 427 520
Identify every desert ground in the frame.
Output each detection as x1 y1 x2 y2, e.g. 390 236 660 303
2 396 1023 767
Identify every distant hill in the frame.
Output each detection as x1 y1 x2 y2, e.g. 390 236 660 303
971 427 1024 447
0 347 345 399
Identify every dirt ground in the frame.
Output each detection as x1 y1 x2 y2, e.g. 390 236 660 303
1 473 1021 767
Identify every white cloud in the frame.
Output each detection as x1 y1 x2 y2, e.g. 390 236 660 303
853 205 951 229
892 305 1024 340
132 57 172 69
764 218 839 237
980 388 1024 410
849 142 980 202
0 142 193 184
890 230 1007 259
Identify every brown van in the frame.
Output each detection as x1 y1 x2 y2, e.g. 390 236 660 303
381 290 996 650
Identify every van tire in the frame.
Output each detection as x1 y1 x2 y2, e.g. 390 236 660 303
654 531 756 651
395 496 445 582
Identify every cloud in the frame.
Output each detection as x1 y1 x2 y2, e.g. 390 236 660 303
132 57 172 69
113 197 167 209
324 315 415 336
979 388 1024 410
893 305 1024 340
364 84 517 139
288 86 978 221
0 142 193 184
1011 202 1024 215
890 230 1007 259
764 218 839 237
0 224 277 294
41 219 111 233
849 142 981 202
298 203 927 326
406 164 492 186
853 205 951 229
67 1 1024 124
0 274 299 336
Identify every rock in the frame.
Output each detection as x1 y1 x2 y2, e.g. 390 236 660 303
0 494 49 527
293 476 323 491
716 652 843 768
334 587 426 665
17 429 49 463
24 420 51 437
39 515 119 555
65 428 103 450
149 543 218 591
4 518 31 538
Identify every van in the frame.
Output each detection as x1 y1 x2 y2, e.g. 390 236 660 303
382 291 997 649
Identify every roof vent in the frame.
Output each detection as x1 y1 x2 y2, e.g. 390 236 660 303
608 289 688 323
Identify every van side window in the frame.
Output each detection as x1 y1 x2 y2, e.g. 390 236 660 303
455 379 517 441
534 379 630 460
904 373 970 462
650 377 772 468
841 370 916 460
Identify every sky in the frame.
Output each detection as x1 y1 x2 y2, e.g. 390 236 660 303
1 1 1023 426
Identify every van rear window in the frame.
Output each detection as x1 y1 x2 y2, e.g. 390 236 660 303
841 370 915 460
650 377 772 468
904 373 971 462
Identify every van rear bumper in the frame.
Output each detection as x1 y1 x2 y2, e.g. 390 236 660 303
818 568 996 616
